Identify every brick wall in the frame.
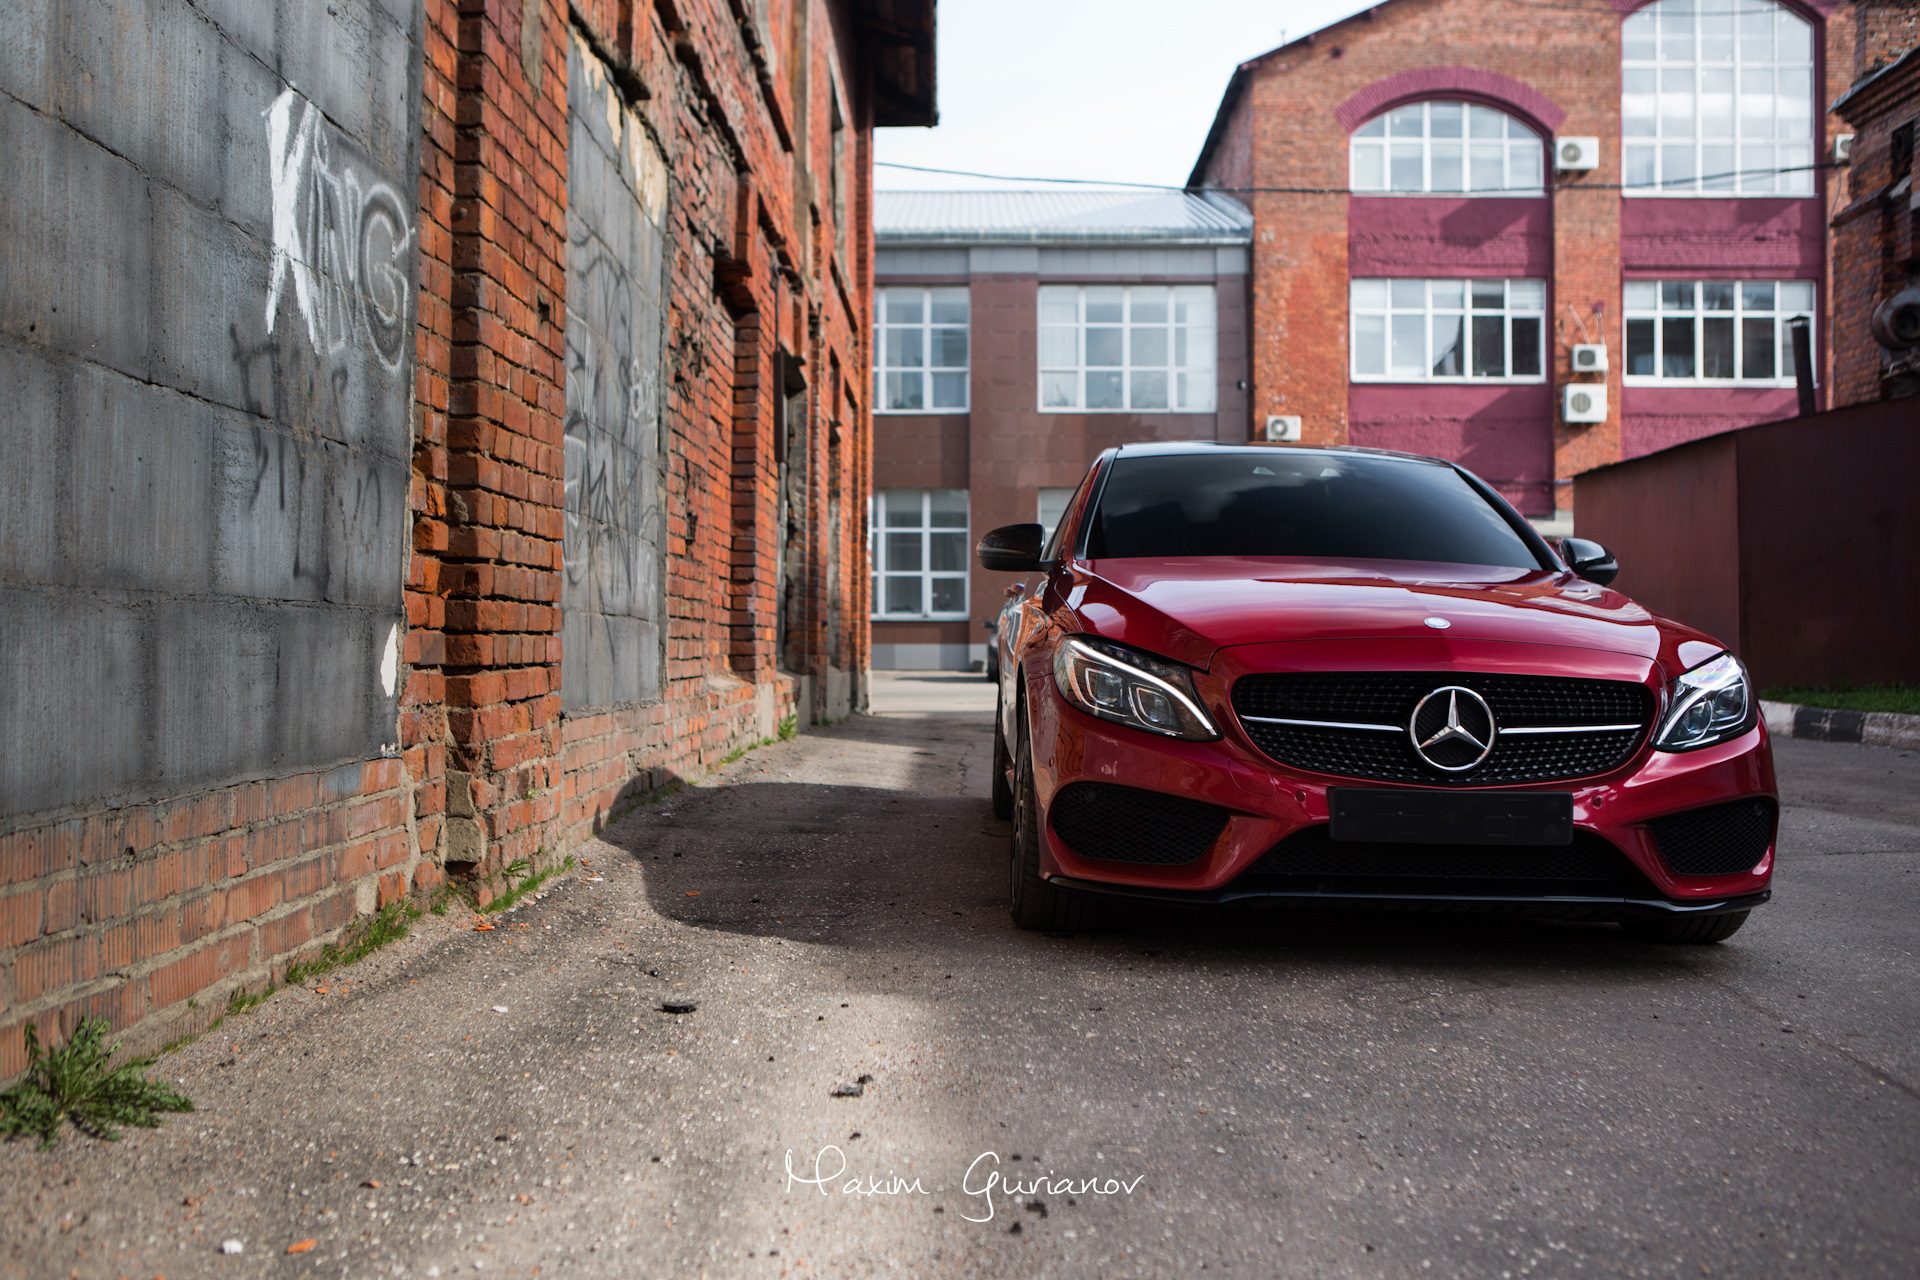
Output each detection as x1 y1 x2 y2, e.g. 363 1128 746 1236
1830 6 1920 404
0 0 915 1077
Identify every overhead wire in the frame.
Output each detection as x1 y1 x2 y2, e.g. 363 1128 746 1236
875 159 1841 194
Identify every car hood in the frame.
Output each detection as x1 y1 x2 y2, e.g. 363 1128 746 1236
1066 556 1697 670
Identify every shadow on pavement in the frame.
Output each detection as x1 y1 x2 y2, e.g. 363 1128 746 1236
599 767 1710 986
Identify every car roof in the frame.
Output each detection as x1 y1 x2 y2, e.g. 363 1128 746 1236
1107 441 1451 466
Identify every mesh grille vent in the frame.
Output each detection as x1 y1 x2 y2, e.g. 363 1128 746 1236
1646 797 1776 876
1049 783 1230 866
1231 672 1650 785
1240 825 1642 892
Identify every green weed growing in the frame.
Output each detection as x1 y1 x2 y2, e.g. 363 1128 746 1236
482 854 575 915
284 900 420 986
0 1019 194 1150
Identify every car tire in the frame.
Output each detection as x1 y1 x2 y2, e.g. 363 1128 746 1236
990 713 1015 821
1009 700 1098 933
1623 910 1750 944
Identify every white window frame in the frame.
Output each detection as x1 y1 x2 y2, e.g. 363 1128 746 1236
874 287 969 413
1622 279 1815 386
868 489 970 621
1037 285 1217 413
1349 100 1546 196
1621 0 1815 197
1350 278 1548 383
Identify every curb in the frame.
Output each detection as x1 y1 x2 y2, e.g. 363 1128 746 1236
1761 700 1920 750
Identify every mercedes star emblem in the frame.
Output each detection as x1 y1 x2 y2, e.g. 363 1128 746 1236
1408 685 1497 771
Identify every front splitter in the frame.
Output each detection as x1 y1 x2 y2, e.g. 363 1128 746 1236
1046 875 1771 922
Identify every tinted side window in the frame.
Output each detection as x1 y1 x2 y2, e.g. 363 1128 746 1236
1040 466 1098 563
1087 454 1539 568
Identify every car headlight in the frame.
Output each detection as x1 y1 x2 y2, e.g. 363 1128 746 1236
1053 636 1220 741
1653 652 1754 751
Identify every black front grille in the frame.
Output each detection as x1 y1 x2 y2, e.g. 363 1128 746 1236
1647 797 1776 876
1049 783 1230 865
1231 672 1651 786
1237 824 1647 896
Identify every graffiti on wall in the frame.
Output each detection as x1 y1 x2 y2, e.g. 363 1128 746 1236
563 245 663 608
560 34 670 710
265 88 414 373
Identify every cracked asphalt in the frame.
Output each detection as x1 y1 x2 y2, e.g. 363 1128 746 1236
3 674 1916 1279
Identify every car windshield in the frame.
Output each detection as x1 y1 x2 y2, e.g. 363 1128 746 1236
1085 452 1542 569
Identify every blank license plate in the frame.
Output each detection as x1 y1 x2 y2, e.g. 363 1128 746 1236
1329 788 1574 847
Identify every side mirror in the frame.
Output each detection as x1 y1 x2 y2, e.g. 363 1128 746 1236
977 523 1047 573
1560 537 1618 586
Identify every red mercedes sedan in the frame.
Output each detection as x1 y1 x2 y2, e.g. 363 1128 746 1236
980 443 1774 943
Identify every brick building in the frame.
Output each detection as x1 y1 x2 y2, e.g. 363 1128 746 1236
1829 4 1920 401
869 191 1253 669
1188 0 1859 519
0 0 933 1074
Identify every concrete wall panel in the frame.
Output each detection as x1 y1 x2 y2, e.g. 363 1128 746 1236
0 589 151 812
559 34 668 712
0 97 154 383
0 0 420 821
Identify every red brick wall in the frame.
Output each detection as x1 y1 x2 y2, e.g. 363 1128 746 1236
1 0 885 1076
1195 0 1857 509
1830 21 1920 406
0 763 412 1075
1856 0 1920 71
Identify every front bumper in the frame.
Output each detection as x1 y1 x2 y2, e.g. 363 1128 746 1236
1027 662 1778 916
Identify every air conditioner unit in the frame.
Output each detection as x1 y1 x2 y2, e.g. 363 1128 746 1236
1555 137 1601 171
1870 287 1920 350
1571 344 1609 373
1832 133 1855 165
1563 382 1608 423
1264 415 1302 443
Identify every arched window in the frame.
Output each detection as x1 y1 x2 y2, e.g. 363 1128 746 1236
1622 0 1815 195
1350 101 1545 195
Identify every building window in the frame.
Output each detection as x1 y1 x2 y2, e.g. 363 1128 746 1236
1350 278 1546 381
1623 280 1814 383
869 489 969 619
875 287 968 412
1622 0 1815 196
1350 101 1545 195
1038 285 1216 412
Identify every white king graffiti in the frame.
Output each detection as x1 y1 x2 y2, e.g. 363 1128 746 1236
264 88 414 372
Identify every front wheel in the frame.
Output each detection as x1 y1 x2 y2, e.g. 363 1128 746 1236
1623 910 1749 944
1008 701 1099 933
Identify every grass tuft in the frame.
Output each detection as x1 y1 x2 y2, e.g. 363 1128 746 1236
482 855 574 915
0 1019 193 1150
284 900 419 985
1762 683 1920 717
778 714 798 741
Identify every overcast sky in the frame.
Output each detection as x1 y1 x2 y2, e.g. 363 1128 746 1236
874 1 1379 191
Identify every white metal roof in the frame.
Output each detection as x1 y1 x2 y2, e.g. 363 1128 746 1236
874 189 1253 245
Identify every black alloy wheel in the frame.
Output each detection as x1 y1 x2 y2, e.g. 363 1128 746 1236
1623 910 1749 944
1009 697 1099 933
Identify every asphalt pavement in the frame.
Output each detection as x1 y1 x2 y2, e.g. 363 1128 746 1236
3 672 1916 1279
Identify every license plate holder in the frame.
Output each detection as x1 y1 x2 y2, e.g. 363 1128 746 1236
1328 788 1575 846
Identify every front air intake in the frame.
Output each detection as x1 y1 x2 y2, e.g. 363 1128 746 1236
1646 797 1776 876
1049 783 1230 866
